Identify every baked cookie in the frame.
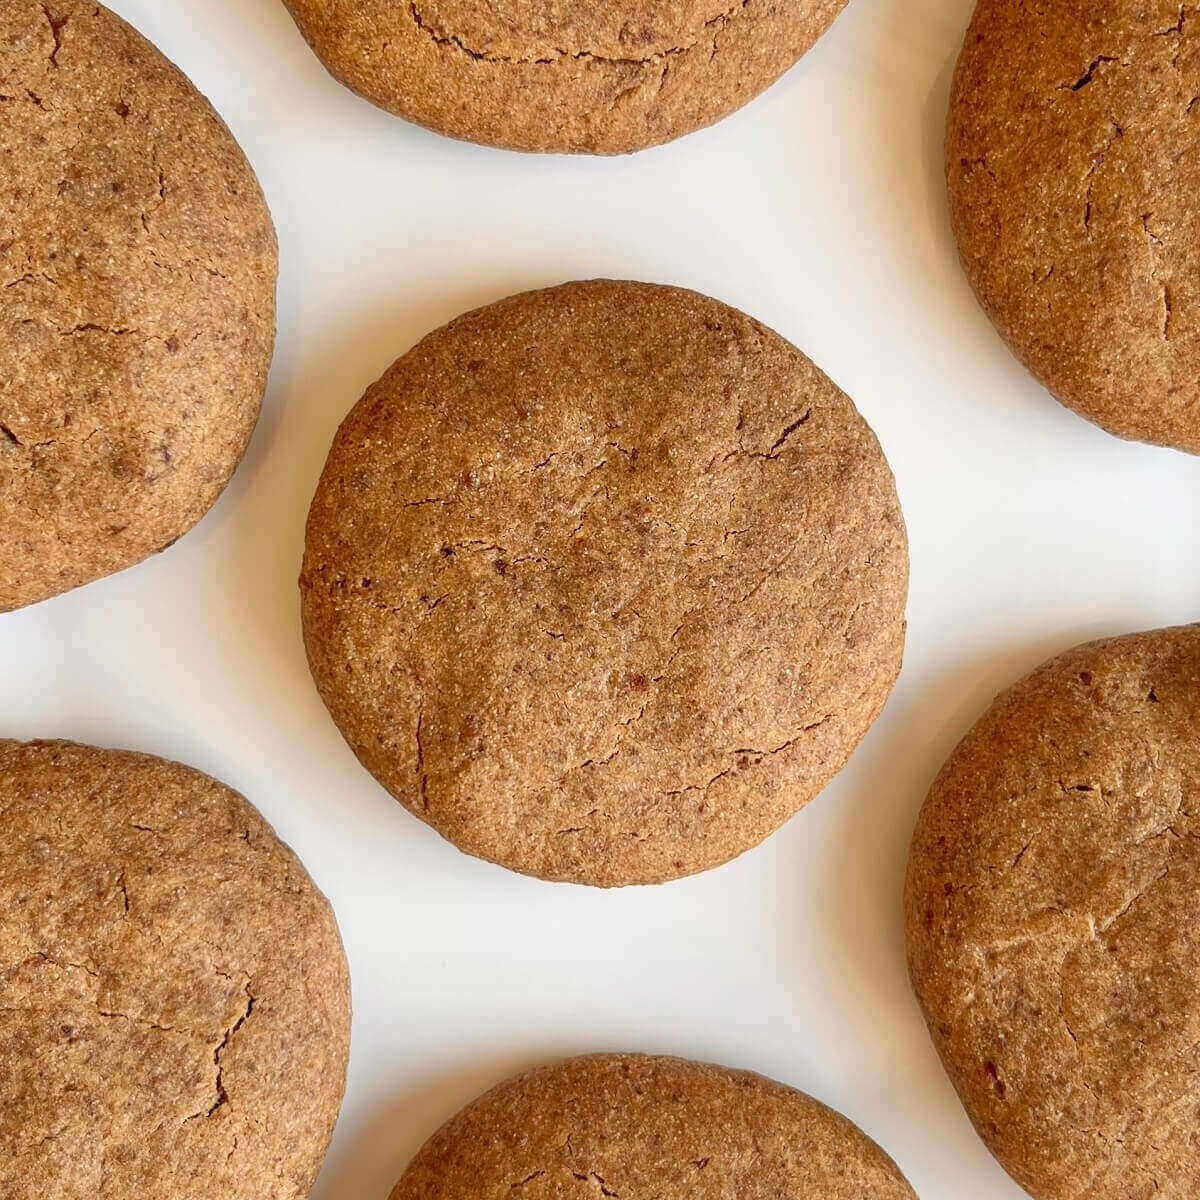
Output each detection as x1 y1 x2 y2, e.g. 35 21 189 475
0 2 278 611
947 0 1200 453
389 1053 916 1198
281 0 849 154
906 625 1200 1199
301 280 907 886
0 739 350 1199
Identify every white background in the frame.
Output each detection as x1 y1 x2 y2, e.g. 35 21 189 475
5 1 1199 1196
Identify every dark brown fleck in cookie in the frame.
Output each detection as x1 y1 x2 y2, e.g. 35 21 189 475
281 0 850 153
947 0 1200 453
301 280 908 886
0 739 350 1199
388 1053 917 1198
0 2 278 611
906 624 1200 1199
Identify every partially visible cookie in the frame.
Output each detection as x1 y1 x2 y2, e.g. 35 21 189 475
947 0 1200 453
906 625 1200 1199
0 2 278 611
0 739 350 1199
389 1053 916 1198
281 0 849 153
300 280 908 886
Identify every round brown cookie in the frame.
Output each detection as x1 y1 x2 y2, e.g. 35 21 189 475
947 0 1200 453
0 739 350 1199
906 625 1200 1199
300 280 907 886
281 0 849 154
389 1053 916 1199
0 2 277 611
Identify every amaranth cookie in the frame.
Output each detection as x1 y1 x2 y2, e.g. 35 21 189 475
0 2 277 611
281 0 850 154
301 279 908 886
388 1054 917 1198
0 739 350 1199
947 0 1200 453
906 624 1200 1199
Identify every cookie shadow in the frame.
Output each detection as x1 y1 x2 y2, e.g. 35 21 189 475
209 272 554 801
777 624 1132 1185
810 620 1137 1038
310 1048 572 1200
797 621 1143 1184
841 0 1009 373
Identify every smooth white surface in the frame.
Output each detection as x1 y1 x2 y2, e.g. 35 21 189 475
5 1 1199 1196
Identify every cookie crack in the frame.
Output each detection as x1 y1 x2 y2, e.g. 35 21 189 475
94 1008 185 1035
661 717 832 797
1153 5 1189 37
414 708 429 811
511 1170 546 1189
40 4 68 68
3 271 58 290
572 1171 619 1196
16 313 185 348
1140 212 1173 340
720 404 814 464
140 158 169 236
761 408 812 459
11 88 47 110
186 986 255 1122
408 0 752 67
1063 54 1121 92
1097 865 1171 935
1081 122 1123 232
10 951 100 979
61 322 135 337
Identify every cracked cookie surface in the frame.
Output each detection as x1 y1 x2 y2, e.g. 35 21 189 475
280 0 849 152
905 624 1200 1199
0 739 350 1199
948 0 1200 453
300 280 907 886
0 2 277 611
388 1053 917 1198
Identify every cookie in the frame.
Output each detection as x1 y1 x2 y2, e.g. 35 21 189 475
281 0 849 154
301 280 907 886
947 0 1200 453
0 739 351 1199
0 2 278 611
389 1053 916 1198
905 624 1200 1199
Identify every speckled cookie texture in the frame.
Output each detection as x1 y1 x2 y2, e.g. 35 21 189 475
906 625 1200 1199
0 739 350 1199
389 1054 917 1199
0 2 278 612
281 0 849 153
301 280 908 887
947 0 1200 453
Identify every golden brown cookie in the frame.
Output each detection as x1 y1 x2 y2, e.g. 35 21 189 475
301 280 908 887
389 1054 917 1198
906 624 1200 1199
0 2 278 611
947 0 1200 453
281 0 849 154
0 739 350 1199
